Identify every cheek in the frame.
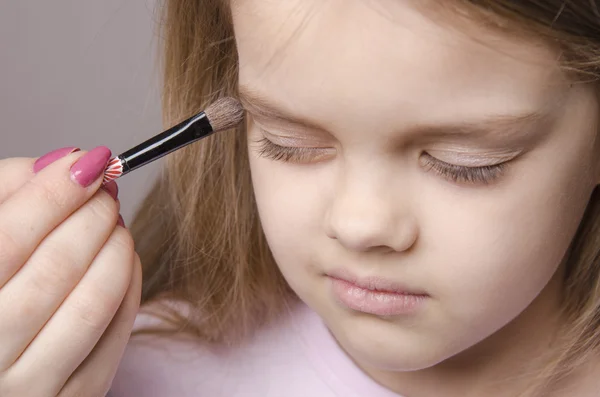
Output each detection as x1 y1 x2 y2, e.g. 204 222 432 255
248 150 328 272
425 159 591 334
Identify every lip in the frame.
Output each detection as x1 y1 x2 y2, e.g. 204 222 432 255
326 269 429 316
326 269 428 295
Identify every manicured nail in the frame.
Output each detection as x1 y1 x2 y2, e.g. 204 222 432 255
117 215 126 228
102 181 119 201
33 147 80 173
70 146 112 187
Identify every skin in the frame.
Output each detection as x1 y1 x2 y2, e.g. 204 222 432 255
0 154 141 396
232 0 600 396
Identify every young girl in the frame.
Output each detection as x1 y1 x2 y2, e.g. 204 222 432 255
1 0 599 396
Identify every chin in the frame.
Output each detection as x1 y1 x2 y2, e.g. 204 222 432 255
329 310 452 372
345 334 448 371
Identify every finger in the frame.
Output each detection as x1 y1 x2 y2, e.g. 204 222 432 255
7 227 136 397
0 158 36 205
59 253 142 397
32 147 81 174
0 147 112 287
0 188 119 368
0 146 81 205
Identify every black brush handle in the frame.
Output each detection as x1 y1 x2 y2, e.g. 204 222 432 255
118 112 213 174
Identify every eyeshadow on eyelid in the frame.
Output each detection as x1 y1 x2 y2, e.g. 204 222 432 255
426 148 524 166
253 120 334 146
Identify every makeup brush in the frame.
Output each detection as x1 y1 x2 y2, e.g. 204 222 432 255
102 97 244 184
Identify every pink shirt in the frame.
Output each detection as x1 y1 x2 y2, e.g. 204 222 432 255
109 302 404 397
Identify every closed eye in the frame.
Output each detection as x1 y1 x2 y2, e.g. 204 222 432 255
420 152 507 184
254 137 334 163
254 136 508 185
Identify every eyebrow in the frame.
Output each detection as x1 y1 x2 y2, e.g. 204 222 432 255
238 84 554 139
239 85 327 131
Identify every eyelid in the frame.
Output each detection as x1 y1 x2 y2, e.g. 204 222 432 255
420 152 507 185
254 137 335 163
257 127 333 149
425 148 522 167
252 116 333 146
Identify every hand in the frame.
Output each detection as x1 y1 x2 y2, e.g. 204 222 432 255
0 147 142 397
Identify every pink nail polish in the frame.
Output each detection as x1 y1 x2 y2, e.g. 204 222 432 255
70 146 112 187
117 215 126 228
102 181 119 201
33 147 80 173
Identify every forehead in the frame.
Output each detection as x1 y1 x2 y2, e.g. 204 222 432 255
231 0 567 132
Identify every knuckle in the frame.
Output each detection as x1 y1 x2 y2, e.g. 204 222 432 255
0 158 35 198
0 226 23 271
86 193 119 224
26 177 71 211
70 293 116 334
28 243 81 296
106 227 135 255
0 157 34 175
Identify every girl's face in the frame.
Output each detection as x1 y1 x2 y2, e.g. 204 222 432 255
233 0 600 378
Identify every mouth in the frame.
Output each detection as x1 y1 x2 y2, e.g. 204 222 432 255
326 269 429 316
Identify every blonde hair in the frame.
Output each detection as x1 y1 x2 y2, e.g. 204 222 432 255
131 0 600 395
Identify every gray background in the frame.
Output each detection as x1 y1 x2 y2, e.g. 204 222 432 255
0 0 162 223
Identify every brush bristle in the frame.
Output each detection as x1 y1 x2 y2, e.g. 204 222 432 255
204 97 244 132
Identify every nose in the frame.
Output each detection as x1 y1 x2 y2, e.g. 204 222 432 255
323 171 418 253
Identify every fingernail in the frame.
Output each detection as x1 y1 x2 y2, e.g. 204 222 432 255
102 181 119 201
33 147 80 173
117 214 126 228
70 146 112 187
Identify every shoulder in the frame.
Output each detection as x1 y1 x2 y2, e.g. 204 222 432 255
108 300 328 397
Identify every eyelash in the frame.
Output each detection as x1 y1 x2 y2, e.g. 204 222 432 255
255 137 507 184
419 153 506 185
255 138 333 163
